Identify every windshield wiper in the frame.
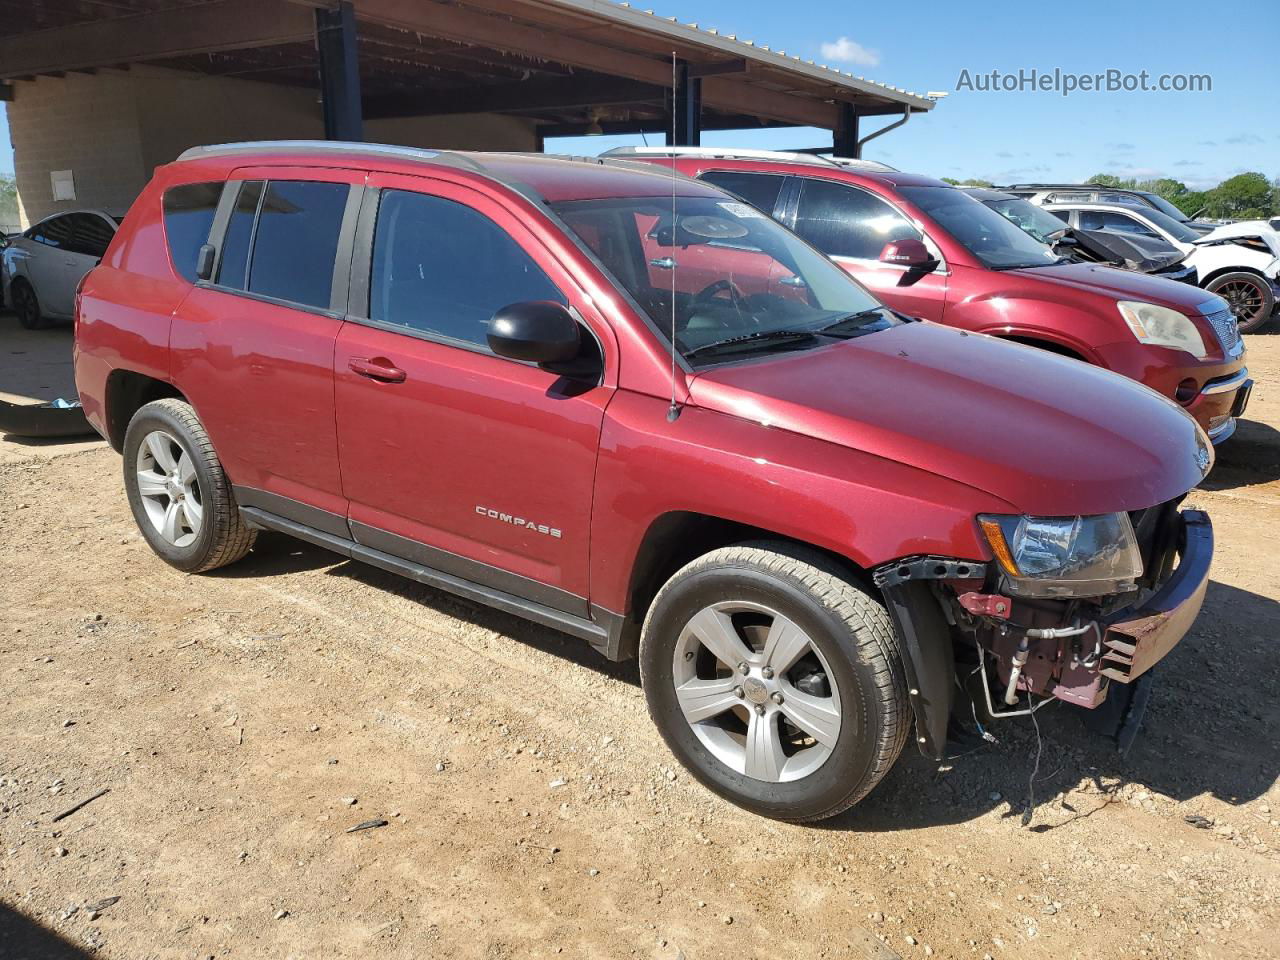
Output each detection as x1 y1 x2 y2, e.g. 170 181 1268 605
816 308 888 336
684 329 818 360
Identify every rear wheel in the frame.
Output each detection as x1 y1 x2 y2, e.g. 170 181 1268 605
1206 272 1275 334
11 279 47 330
639 543 909 822
122 398 256 572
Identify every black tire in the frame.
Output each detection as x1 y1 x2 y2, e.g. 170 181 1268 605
1206 271 1275 334
639 542 909 822
11 279 48 330
122 398 256 573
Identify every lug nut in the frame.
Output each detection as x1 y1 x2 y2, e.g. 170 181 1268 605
684 651 694 661
738 662 750 675
754 704 766 716
733 686 745 699
761 667 774 680
771 692 784 705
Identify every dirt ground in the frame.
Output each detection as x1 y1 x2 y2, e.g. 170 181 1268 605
2 312 1278 960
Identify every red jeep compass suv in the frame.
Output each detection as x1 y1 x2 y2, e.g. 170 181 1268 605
613 148 1252 445
76 142 1215 821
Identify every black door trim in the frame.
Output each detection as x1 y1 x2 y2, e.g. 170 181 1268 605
237 504 618 652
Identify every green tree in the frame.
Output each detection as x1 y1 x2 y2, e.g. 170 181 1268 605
941 177 993 187
1202 172 1272 220
0 173 18 231
1087 173 1128 188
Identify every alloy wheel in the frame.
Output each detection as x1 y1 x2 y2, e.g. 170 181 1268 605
672 600 842 783
134 429 203 547
1217 277 1266 328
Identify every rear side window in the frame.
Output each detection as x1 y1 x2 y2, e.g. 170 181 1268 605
699 172 787 216
162 182 222 282
68 214 116 260
248 181 349 309
368 189 564 349
793 179 921 260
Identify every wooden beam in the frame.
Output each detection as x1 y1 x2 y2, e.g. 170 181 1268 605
0 0 315 79
348 0 836 127
688 59 747 79
364 75 663 120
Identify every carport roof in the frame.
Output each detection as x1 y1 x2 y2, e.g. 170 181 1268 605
0 0 934 135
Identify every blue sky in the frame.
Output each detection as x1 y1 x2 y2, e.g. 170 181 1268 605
2 0 1276 189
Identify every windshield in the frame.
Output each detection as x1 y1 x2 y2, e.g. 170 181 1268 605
552 195 896 364
984 197 1070 244
1139 192 1192 223
898 186 1062 269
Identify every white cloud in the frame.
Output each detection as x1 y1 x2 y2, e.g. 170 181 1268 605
820 37 881 67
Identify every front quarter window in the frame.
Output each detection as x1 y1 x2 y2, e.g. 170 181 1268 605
552 194 895 364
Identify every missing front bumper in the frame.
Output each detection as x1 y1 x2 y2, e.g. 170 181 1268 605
1098 510 1213 683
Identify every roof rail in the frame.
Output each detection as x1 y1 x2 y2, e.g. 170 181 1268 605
174 140 487 173
602 146 899 172
601 145 841 167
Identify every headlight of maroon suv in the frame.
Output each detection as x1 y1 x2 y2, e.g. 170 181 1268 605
978 513 1144 598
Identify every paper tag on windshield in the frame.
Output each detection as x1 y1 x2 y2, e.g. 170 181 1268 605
718 201 765 219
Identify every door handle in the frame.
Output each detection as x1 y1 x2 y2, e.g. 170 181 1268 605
348 357 407 383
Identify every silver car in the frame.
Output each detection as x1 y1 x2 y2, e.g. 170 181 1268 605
2 209 119 329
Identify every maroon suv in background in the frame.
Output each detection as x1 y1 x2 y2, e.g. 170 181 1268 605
614 149 1252 444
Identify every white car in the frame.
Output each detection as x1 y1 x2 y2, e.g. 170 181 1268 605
1042 202 1280 332
1 209 119 329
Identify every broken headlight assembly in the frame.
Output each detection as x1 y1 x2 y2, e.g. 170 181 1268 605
977 513 1143 598
1116 300 1207 358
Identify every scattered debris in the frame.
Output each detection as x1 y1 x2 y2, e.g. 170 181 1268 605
548 778 567 789
273 909 289 920
1185 814 1213 829
346 819 388 834
53 846 69 857
51 787 110 823
62 719 76 728
86 897 120 912
341 797 358 805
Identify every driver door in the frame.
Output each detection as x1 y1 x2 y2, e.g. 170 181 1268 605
789 177 947 321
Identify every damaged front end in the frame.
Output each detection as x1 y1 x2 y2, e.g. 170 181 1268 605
876 504 1213 759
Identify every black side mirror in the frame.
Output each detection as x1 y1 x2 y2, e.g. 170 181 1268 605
488 300 582 366
195 243 216 282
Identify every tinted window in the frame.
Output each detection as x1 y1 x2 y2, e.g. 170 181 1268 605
32 215 74 249
369 189 564 349
69 214 115 259
793 179 921 260
699 172 787 216
163 182 222 282
1079 210 1159 238
248 181 349 309
217 181 264 290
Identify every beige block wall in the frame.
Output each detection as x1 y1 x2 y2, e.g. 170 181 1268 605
7 70 149 225
6 65 540 228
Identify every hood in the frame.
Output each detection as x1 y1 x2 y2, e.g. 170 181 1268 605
1069 228 1185 273
688 322 1208 517
1004 261 1213 310
1199 221 1280 258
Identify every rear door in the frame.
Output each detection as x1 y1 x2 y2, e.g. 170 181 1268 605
60 213 116 307
789 177 948 321
171 169 362 526
333 174 614 611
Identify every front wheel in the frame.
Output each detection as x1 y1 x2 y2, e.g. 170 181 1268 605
11 280 47 330
1206 272 1275 334
122 398 256 572
639 543 910 822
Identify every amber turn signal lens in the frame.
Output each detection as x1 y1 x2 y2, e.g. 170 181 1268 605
979 517 1022 577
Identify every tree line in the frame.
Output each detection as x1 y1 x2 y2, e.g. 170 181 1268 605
943 171 1280 220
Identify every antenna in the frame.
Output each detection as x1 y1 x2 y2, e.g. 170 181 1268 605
666 51 681 423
